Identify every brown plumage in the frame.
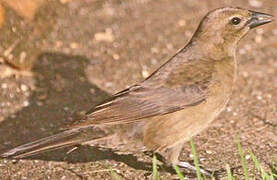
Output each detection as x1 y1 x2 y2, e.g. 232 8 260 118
0 7 273 170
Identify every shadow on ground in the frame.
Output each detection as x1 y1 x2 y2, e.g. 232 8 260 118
0 52 154 171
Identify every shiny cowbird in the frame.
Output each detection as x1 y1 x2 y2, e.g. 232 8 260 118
0 7 273 174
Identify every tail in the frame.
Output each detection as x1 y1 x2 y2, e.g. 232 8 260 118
0 128 90 159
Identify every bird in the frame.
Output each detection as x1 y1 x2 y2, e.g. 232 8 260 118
0 7 273 174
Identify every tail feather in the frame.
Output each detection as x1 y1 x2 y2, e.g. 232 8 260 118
0 128 88 159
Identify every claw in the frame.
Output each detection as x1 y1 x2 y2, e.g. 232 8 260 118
177 161 213 177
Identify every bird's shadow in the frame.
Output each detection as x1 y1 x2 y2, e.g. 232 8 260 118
0 52 154 171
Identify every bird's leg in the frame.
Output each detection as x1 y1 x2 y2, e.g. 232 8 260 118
160 143 213 177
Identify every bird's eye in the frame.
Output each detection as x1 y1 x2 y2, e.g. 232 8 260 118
231 17 241 25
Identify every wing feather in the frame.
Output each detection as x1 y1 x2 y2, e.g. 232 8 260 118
69 57 214 128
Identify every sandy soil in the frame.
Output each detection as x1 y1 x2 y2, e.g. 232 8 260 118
0 0 276 179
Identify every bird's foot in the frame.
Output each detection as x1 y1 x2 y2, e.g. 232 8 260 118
177 161 213 177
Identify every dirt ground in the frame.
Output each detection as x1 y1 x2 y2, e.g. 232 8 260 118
0 0 276 179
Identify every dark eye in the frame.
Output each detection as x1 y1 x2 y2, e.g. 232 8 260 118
231 17 241 25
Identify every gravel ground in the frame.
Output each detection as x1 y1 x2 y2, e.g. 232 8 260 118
0 0 276 179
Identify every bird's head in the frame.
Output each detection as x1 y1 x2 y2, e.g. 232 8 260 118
191 7 274 58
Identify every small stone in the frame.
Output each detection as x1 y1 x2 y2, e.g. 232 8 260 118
94 28 114 43
151 58 158 65
36 101 43 106
244 44 252 51
242 71 249 78
151 47 159 54
1 83 8 89
178 19 186 27
255 35 262 43
20 84 28 91
70 42 79 49
239 48 246 55
11 159 18 164
226 107 232 112
19 51 27 63
206 150 212 154
23 100 29 107
55 41 63 48
248 0 263 7
113 54 120 60
90 88 95 94
60 0 73 4
257 95 262 100
245 154 251 160
105 82 113 88
142 70 149 78
166 43 173 50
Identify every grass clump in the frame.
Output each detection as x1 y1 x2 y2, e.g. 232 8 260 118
110 137 277 180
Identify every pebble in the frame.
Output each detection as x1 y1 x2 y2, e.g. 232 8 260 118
244 44 252 51
257 95 262 100
226 107 232 112
23 100 29 107
1 83 7 89
178 19 186 27
151 47 159 54
142 69 149 78
11 159 18 164
20 84 28 91
255 35 263 43
94 28 114 43
245 154 251 160
55 41 63 48
248 0 263 7
19 51 27 63
70 42 79 49
166 43 173 50
113 54 120 60
90 88 95 94
60 0 73 4
105 82 113 88
239 48 246 55
36 101 43 106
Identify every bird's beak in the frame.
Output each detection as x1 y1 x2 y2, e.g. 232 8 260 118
248 11 274 29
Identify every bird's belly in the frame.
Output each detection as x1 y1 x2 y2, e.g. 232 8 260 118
143 87 232 151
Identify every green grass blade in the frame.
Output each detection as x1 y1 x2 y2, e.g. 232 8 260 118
110 169 122 180
236 137 249 180
190 138 202 180
249 150 269 179
152 154 160 180
173 165 185 180
226 164 234 180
